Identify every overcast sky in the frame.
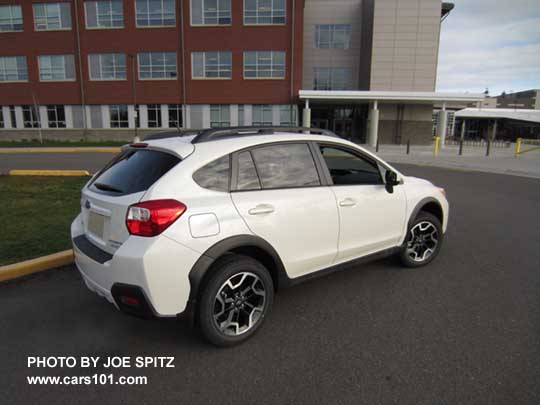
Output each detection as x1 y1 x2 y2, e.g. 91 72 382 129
436 0 540 96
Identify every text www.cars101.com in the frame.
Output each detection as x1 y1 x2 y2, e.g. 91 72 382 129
27 374 147 386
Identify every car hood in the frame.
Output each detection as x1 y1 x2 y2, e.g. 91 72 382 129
404 176 434 187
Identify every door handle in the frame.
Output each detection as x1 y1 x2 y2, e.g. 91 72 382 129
339 198 356 207
248 204 275 215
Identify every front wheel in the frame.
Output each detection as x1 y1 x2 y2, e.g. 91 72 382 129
198 254 274 347
399 212 443 268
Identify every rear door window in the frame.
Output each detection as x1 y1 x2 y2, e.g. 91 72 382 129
90 149 180 196
237 151 261 191
250 143 321 189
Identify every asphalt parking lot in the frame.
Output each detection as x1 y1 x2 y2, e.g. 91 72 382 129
1 163 540 404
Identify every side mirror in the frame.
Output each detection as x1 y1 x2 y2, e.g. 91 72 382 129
385 171 399 194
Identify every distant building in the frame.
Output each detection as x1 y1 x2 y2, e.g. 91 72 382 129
494 90 540 110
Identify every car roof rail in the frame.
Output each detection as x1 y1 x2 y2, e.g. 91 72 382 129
143 129 201 141
191 126 338 144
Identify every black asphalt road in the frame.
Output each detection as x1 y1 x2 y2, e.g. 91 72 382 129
1 165 540 404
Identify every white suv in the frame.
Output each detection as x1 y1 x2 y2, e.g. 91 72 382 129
71 127 448 346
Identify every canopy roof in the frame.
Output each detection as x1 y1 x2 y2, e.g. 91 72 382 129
455 108 540 124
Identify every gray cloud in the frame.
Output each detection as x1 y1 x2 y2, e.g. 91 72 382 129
437 0 540 95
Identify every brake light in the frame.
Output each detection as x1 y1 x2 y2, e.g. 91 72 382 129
126 199 186 237
130 142 148 148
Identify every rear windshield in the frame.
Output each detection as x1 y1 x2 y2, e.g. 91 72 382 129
89 149 180 196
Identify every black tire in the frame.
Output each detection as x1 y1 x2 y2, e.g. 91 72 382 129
198 254 274 347
399 211 443 268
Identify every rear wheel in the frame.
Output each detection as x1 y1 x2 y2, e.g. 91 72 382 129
400 212 443 268
198 254 274 347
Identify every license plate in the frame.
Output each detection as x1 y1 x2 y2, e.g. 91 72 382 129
87 212 105 239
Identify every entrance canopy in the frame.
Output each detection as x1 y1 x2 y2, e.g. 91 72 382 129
299 90 485 146
455 108 540 124
299 90 485 105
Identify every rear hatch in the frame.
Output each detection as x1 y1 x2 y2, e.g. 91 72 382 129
80 147 181 255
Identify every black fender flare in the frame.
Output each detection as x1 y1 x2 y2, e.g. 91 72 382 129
408 197 443 229
182 235 287 323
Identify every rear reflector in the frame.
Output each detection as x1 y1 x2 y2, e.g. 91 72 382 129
120 296 140 307
126 199 186 237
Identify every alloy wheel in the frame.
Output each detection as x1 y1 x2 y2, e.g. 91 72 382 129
406 221 439 263
213 272 266 336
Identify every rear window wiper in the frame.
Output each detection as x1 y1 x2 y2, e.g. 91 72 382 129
93 182 123 193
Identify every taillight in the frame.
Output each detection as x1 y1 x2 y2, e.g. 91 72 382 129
130 142 148 148
126 199 186 237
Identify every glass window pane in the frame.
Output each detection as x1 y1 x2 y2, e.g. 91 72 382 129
319 146 382 185
251 144 320 189
193 155 230 192
237 151 261 190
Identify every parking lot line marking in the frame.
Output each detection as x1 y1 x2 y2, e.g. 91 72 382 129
8 170 91 177
0 250 74 283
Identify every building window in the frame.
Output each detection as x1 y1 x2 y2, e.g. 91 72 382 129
47 105 66 128
313 67 351 90
0 56 28 82
138 52 177 79
210 105 230 128
33 3 72 31
109 105 129 128
191 0 231 25
315 24 351 49
244 0 285 25
89 53 126 80
39 55 76 81
252 105 272 126
22 106 41 128
280 105 296 126
85 0 124 28
135 0 175 27
147 104 162 127
168 104 182 128
192 51 232 79
244 51 285 79
0 5 23 32
0 109 4 128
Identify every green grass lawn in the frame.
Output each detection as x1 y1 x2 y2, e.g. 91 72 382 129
0 139 126 148
0 176 88 266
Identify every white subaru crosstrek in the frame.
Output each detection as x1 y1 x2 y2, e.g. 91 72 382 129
71 127 448 346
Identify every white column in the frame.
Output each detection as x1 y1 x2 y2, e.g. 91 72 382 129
184 105 191 129
2 106 13 128
65 105 73 128
161 104 169 128
39 106 49 129
139 105 148 128
244 105 253 126
202 105 211 128
436 103 448 146
14 106 24 129
367 100 379 147
85 106 92 129
272 105 280 126
101 105 110 129
128 105 135 129
460 119 466 140
302 99 311 128
230 104 239 126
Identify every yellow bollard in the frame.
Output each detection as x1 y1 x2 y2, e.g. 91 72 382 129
515 138 522 158
434 136 440 157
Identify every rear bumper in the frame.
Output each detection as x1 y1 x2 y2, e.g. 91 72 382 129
71 213 201 318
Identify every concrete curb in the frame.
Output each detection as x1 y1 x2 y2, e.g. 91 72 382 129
0 147 120 154
8 169 91 176
0 250 74 282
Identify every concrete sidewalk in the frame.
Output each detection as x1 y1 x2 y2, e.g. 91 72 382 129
365 144 540 179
